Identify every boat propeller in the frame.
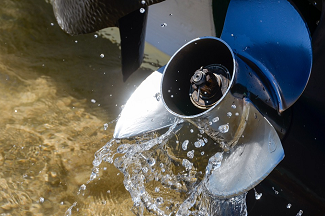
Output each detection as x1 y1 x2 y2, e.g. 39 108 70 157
114 0 312 198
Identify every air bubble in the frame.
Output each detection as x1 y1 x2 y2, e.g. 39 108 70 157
287 203 292 209
100 54 105 58
227 112 232 117
190 129 194 133
161 23 167 27
139 8 145 13
91 99 96 103
141 0 146 4
39 197 45 203
231 104 236 109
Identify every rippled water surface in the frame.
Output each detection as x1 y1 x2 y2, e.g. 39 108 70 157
0 0 156 215
0 1 249 215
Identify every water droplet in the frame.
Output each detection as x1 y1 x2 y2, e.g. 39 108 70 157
212 117 219 123
169 13 173 16
206 152 223 174
227 112 232 117
209 121 212 125
142 167 148 173
155 187 160 192
80 184 86 190
141 0 146 4
74 40 78 43
296 210 303 216
218 124 229 133
156 197 164 205
201 151 205 155
182 140 189 150
272 187 279 195
187 150 194 159
100 54 105 58
39 197 45 203
194 141 201 148
50 22 54 26
190 129 194 133
231 104 236 109
154 92 161 101
139 8 145 13
254 188 262 200
182 159 193 170
94 34 98 38
161 23 167 27
287 203 292 209
171 95 174 98
90 172 97 181
103 123 108 130
147 158 156 166
235 112 239 116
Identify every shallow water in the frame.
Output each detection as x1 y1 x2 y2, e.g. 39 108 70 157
0 1 249 215
0 0 156 215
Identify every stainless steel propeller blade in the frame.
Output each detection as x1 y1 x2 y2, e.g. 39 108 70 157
113 67 177 139
111 0 311 198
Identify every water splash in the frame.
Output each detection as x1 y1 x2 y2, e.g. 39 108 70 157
89 119 247 215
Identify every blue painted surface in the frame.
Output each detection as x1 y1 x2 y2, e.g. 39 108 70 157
221 0 312 112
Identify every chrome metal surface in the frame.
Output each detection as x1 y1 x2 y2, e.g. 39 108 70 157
161 37 285 197
205 99 284 198
113 67 177 139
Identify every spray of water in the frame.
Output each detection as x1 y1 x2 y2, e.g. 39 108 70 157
84 118 247 215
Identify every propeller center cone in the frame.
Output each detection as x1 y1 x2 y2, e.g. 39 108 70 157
189 64 230 109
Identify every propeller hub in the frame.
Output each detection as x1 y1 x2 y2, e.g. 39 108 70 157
189 64 229 109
